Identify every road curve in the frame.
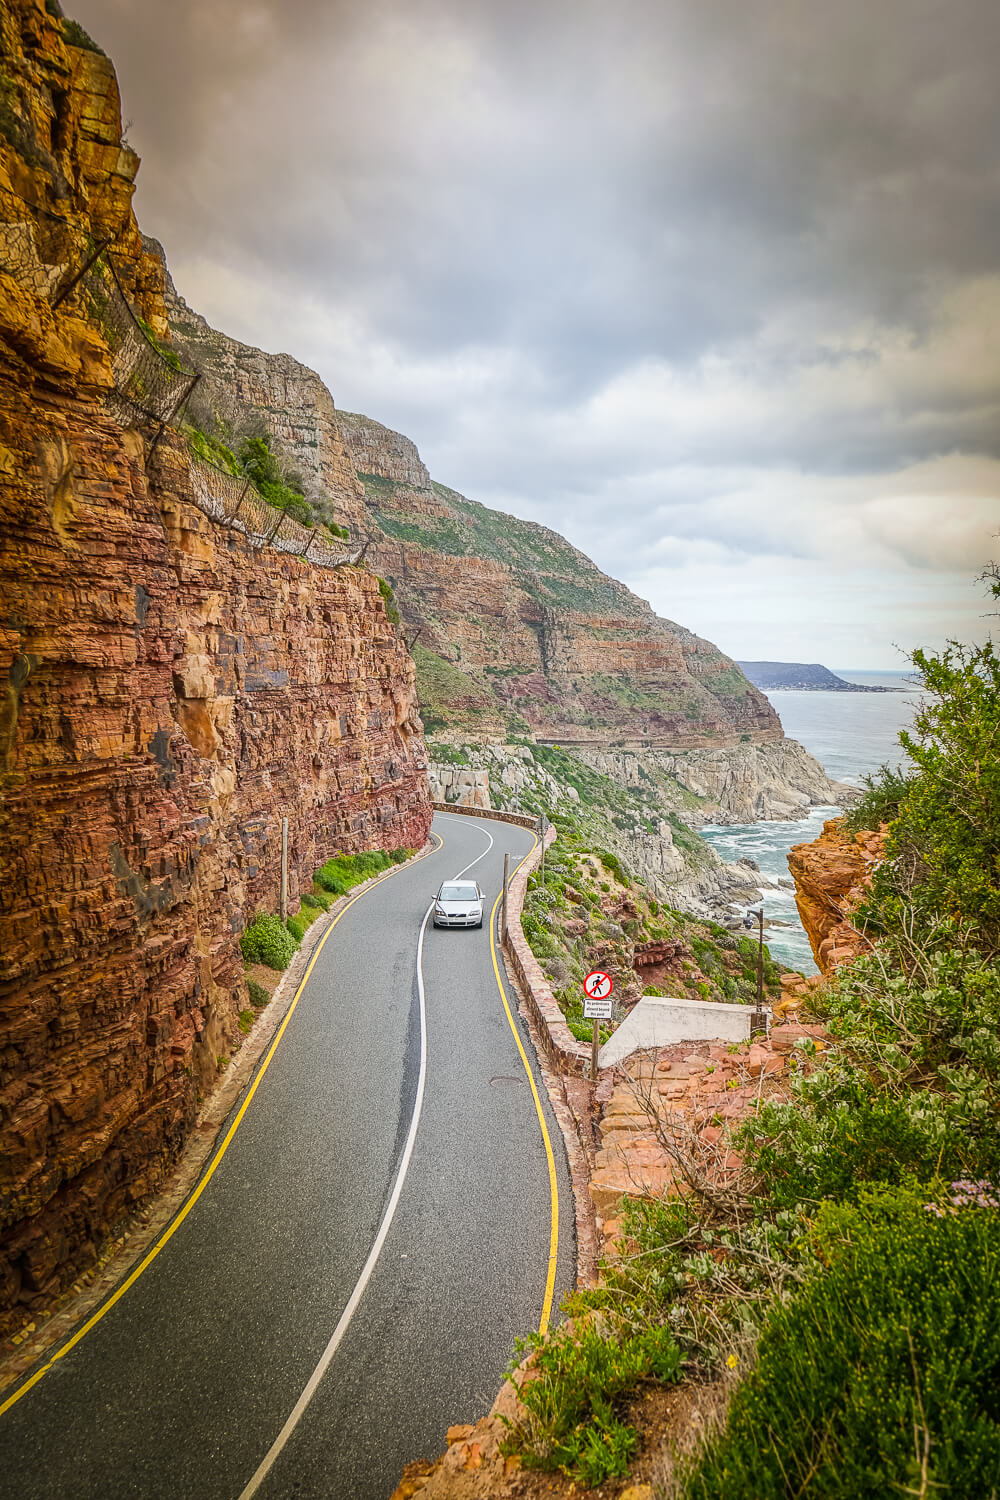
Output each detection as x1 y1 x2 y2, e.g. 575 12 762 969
0 812 574 1500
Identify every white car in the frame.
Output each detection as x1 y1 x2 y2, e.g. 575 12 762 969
433 880 485 928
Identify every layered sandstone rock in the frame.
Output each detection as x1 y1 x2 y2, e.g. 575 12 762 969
0 0 430 1330
149 266 784 751
787 819 887 970
338 415 781 747
152 249 368 531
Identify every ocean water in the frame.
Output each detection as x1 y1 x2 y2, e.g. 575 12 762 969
701 671 922 972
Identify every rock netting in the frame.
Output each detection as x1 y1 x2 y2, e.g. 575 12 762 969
0 0 431 1331
152 247 368 532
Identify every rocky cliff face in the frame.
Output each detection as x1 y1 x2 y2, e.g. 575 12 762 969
154 253 368 531
0 0 430 1332
428 743 763 917
576 739 854 826
787 820 886 970
151 272 783 752
339 413 781 748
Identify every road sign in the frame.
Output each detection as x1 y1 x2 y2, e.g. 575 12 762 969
583 969 613 1000
583 995 613 1021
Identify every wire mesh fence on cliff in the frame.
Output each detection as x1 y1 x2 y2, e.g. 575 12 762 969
2 187 362 568
0 186 85 301
78 254 199 429
188 457 366 568
0 185 198 429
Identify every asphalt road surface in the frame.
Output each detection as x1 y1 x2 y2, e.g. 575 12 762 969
1 812 574 1500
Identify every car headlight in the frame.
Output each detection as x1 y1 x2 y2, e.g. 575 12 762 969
434 904 446 915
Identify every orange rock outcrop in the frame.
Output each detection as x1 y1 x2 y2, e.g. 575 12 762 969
787 818 887 972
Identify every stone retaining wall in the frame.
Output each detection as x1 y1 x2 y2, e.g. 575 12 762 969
500 828 593 1076
430 801 539 831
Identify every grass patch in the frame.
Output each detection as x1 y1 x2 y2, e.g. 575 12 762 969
315 847 410 897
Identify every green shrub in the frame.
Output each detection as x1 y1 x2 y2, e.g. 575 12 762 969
237 433 315 526
502 1319 682 1484
301 889 329 913
840 762 912 836
596 849 630 886
286 913 306 942
62 15 105 53
238 1009 255 1035
246 980 270 1009
857 639 1000 954
240 913 298 971
376 576 401 625
681 1189 1000 1499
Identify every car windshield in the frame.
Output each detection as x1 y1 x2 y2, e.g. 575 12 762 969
440 883 479 902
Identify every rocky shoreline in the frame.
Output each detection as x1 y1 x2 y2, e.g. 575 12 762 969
428 736 852 924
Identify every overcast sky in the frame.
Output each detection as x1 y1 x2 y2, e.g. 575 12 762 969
76 0 999 667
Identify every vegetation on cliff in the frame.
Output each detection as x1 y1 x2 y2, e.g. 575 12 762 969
185 423 351 542
522 840 783 1043
504 624 1000 1491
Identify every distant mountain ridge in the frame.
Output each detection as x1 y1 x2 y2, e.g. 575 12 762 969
739 661 902 692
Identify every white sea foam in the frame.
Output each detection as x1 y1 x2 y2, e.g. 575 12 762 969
701 674 920 973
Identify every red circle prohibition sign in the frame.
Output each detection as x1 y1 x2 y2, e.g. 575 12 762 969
584 969 614 1000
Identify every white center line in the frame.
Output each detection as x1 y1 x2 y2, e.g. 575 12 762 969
236 816 495 1498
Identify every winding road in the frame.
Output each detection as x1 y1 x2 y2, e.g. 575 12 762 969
0 812 573 1499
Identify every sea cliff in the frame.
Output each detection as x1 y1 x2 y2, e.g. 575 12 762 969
787 819 887 970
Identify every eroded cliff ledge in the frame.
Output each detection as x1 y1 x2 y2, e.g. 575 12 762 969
0 0 430 1331
788 820 887 971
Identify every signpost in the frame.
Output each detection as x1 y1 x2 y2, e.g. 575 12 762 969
583 969 614 1080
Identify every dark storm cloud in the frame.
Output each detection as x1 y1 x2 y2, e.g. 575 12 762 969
82 0 1000 371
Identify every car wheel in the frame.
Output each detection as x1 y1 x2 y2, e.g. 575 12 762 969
476 918 483 928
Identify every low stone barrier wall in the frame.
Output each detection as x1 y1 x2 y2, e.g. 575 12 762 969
501 827 593 1077
430 801 539 831
598 994 769 1068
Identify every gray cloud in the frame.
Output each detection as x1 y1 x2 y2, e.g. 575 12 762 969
74 0 1000 661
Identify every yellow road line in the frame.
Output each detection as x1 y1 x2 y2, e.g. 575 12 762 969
487 834 560 1335
0 838 444 1419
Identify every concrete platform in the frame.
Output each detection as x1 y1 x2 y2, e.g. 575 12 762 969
598 995 769 1069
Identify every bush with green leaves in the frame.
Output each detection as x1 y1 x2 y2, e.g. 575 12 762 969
237 433 315 526
315 847 410 896
246 979 270 1009
239 913 298 971
856 639 1000 954
742 943 1000 1206
376 576 401 625
502 1318 682 1485
681 1187 1000 1499
840 761 912 836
